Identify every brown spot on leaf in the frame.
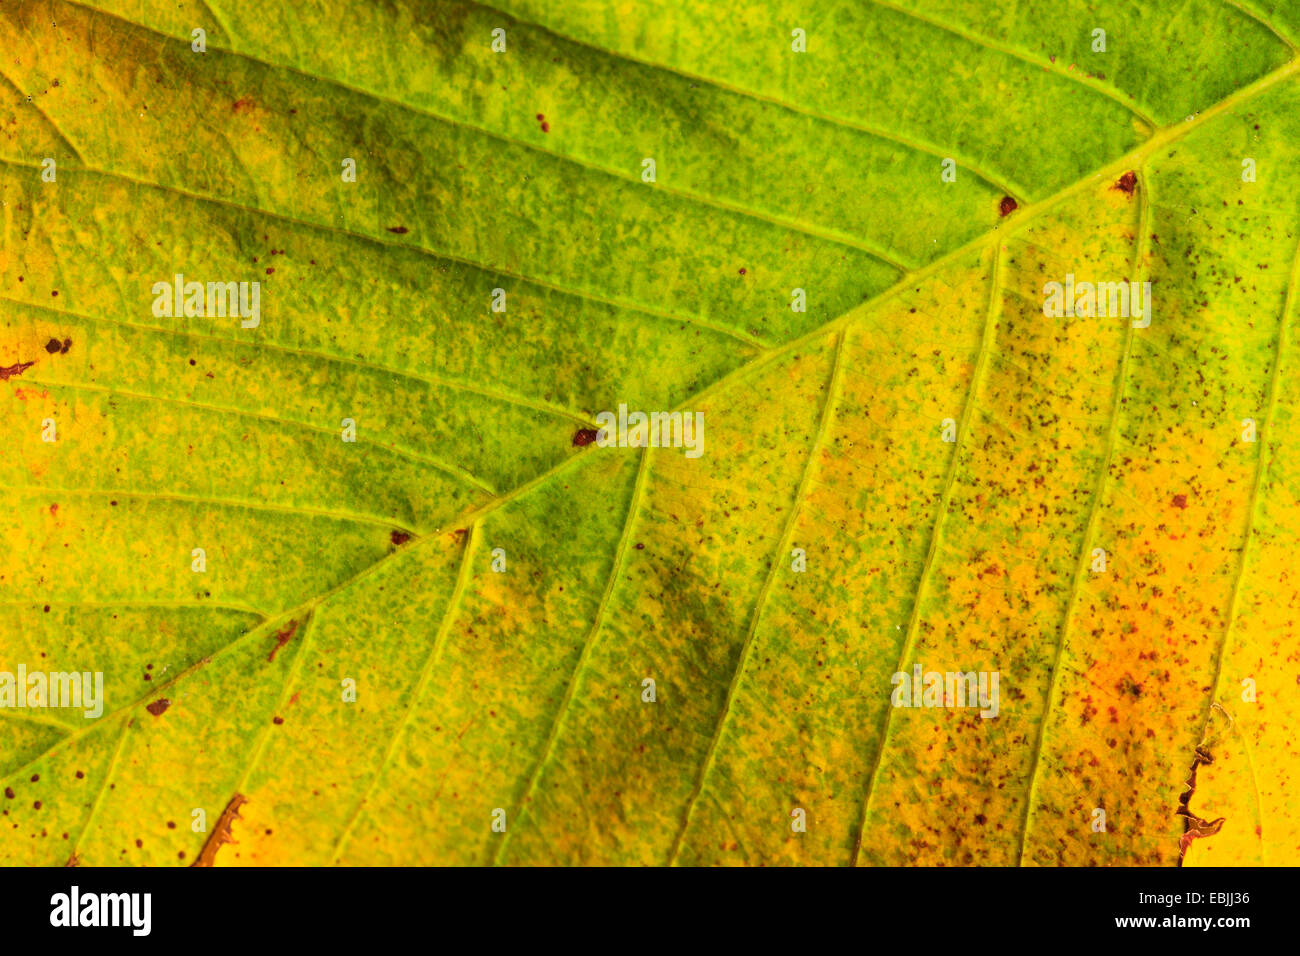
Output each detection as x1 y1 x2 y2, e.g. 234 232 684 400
999 196 1018 217
390 529 412 547
268 619 299 662
572 427 599 447
145 698 170 717
232 97 255 114
190 793 247 867
44 338 62 354
387 226 409 235
0 360 35 381
1172 494 1188 509
1113 170 1138 195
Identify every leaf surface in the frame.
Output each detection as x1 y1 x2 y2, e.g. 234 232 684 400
1 0 1297 865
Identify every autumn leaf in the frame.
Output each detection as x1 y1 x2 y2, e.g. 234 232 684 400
1 0 1298 866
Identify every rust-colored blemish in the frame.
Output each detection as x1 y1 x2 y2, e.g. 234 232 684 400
145 698 171 717
572 427 599 447
268 620 299 662
390 530 412 547
0 360 35 381
998 196 1018 217
1113 170 1138 195
190 793 247 867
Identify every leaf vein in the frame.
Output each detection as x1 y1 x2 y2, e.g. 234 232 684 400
850 243 1003 866
15 374 497 502
0 154 766 350
865 0 1160 127
1014 166 1151 865
1201 221 1300 729
667 328 847 865
490 445 652 865
470 0 1028 198
330 524 480 863
5 294 596 429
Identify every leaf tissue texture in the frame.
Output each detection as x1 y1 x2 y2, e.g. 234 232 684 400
0 0 1298 867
